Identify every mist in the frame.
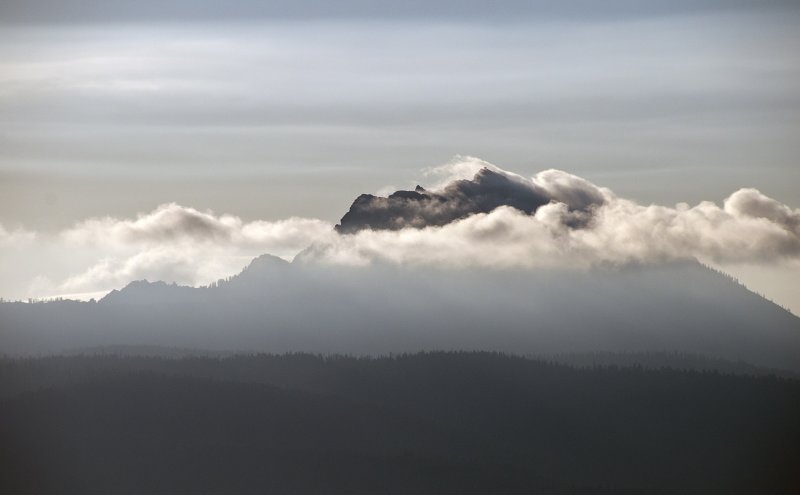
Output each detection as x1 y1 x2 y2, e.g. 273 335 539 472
2 256 797 372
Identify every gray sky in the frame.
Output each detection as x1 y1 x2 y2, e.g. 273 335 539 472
1 1 799 311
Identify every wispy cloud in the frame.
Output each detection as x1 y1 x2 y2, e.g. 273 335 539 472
0 224 36 246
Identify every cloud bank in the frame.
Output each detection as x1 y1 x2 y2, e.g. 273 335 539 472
63 203 331 251
1 157 798 304
56 205 332 294
0 206 333 299
311 160 800 268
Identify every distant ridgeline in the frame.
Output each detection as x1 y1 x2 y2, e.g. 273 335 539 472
1 257 799 372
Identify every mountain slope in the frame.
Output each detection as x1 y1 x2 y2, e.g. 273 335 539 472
1 259 798 370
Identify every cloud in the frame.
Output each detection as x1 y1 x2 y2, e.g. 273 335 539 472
420 156 504 190
336 160 605 233
54 205 333 294
2 158 799 303
306 158 800 269
62 203 331 248
62 203 239 245
531 168 609 212
0 224 36 246
60 246 224 293
724 188 800 235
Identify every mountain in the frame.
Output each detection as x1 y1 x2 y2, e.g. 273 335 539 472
335 168 555 233
101 280 198 305
1 258 798 371
333 166 609 233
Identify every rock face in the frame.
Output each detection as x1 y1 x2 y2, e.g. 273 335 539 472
335 168 553 233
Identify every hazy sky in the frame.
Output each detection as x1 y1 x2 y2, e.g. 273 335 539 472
1 1 799 310
2 1 799 228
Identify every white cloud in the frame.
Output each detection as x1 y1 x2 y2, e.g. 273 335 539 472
0 224 36 246
302 160 800 269
421 155 504 190
62 202 332 248
53 205 334 294
1 159 798 309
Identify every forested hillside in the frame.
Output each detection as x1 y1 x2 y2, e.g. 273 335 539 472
2 352 797 494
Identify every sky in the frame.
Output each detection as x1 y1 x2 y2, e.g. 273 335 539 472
0 1 799 311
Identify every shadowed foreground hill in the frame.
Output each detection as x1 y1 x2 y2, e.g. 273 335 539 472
1 352 798 494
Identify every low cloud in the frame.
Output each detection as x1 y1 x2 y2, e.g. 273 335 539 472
63 203 331 249
308 158 800 269
39 206 334 295
1 158 798 304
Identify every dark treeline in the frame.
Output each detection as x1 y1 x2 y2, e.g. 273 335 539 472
1 349 798 397
1 352 798 494
544 350 800 379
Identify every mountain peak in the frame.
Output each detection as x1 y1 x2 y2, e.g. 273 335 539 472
211 253 295 290
100 279 187 304
237 254 291 278
246 254 290 270
334 167 550 234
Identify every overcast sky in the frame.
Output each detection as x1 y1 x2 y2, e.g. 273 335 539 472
0 1 798 311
